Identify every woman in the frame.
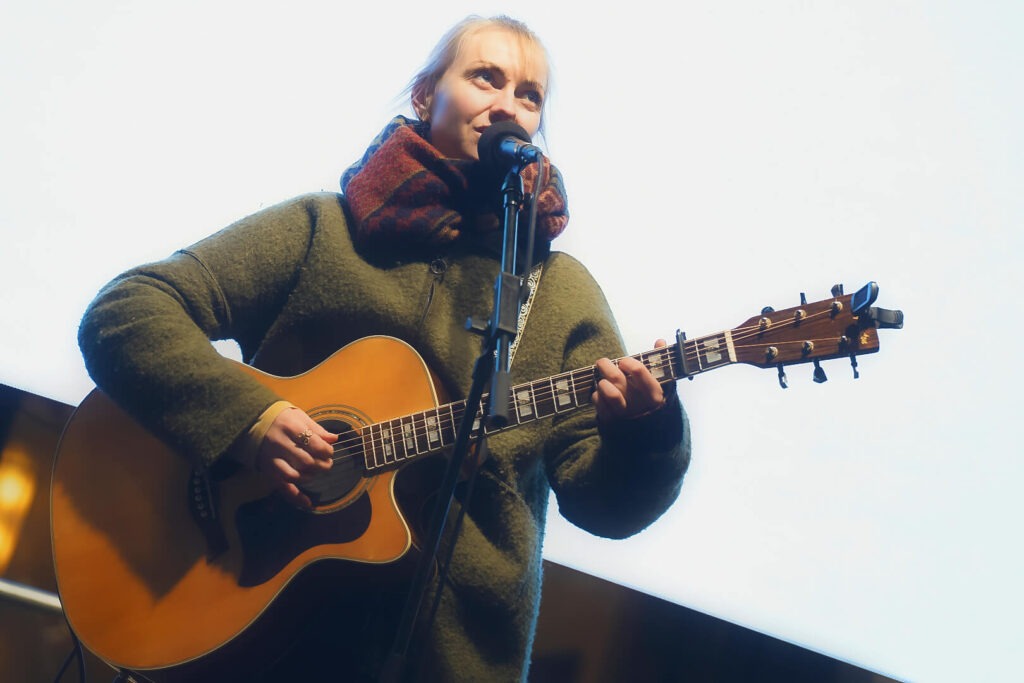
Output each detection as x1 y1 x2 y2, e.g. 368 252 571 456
79 15 690 682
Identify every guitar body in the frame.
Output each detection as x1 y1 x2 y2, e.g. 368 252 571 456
51 336 440 676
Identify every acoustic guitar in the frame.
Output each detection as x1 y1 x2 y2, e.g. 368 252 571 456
50 282 902 678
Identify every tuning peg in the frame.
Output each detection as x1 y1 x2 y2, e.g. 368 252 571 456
831 284 844 297
800 292 807 305
761 306 775 315
777 364 788 389
850 354 860 379
813 360 828 384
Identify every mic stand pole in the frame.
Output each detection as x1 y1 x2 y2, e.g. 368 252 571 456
379 167 528 682
487 167 529 426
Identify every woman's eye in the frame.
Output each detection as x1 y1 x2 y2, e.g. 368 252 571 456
474 69 495 84
523 91 543 107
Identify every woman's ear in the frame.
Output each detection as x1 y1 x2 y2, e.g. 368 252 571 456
411 87 433 122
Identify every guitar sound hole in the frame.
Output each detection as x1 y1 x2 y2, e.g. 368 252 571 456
297 419 365 506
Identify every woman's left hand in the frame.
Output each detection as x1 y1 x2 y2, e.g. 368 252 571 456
592 339 669 422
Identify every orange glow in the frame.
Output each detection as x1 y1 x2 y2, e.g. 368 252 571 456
0 449 36 573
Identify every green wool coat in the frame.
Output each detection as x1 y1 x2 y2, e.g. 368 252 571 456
78 192 690 681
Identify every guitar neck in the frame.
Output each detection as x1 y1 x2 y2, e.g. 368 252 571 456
358 283 902 471
360 331 733 473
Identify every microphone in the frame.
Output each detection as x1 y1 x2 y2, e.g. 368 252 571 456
477 121 542 171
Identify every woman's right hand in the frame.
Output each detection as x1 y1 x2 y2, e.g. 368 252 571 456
255 407 337 508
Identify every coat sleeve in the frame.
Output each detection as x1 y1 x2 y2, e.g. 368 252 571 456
541 256 691 539
77 194 336 466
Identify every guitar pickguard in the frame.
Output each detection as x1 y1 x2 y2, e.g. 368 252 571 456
235 491 372 587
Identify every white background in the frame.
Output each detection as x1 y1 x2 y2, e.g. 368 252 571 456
3 2 1022 681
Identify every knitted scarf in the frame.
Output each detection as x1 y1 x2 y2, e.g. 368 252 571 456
340 116 568 252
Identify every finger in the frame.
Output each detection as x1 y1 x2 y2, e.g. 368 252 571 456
270 456 303 482
616 355 647 377
597 355 667 419
277 410 328 444
616 356 659 394
626 360 665 404
290 431 333 471
303 439 334 471
280 482 313 510
592 377 627 420
307 439 334 470
283 439 320 473
313 421 338 444
625 345 669 391
595 357 627 394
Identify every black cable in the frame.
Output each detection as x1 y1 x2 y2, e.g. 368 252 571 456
53 628 86 683
75 634 86 683
53 645 76 683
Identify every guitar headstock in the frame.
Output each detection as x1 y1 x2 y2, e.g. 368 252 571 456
729 282 903 386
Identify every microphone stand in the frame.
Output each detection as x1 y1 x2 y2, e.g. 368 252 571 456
379 164 535 682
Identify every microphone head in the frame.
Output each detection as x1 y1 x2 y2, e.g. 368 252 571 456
477 121 532 170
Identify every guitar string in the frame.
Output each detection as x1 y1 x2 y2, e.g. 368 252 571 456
336 342 848 467
347 304 843 460
327 352 673 462
326 311 847 467
321 306 846 467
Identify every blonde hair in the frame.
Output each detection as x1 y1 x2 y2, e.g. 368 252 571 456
408 16 550 135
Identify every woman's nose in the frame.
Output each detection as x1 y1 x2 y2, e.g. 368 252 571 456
489 87 517 122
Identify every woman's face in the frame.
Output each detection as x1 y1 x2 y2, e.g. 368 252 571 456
421 28 547 161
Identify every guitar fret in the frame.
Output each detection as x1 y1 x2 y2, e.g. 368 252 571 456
509 392 521 425
393 419 405 461
412 412 429 453
573 369 592 406
364 424 381 470
443 404 457 445
481 397 501 436
534 378 556 417
377 423 389 468
389 417 407 462
513 384 536 423
427 409 443 448
401 417 417 458
695 333 733 372
380 422 396 464
644 349 670 381
361 426 371 469
551 376 574 411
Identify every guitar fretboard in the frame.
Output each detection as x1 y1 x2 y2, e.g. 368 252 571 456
360 331 736 471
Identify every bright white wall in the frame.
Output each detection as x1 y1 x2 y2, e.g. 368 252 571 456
3 2 1021 681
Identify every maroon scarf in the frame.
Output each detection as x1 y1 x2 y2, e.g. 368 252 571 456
340 116 568 252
